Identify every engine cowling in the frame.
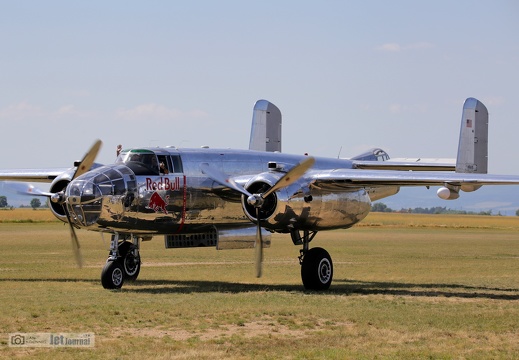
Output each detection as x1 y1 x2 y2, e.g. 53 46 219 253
241 172 281 225
47 170 76 223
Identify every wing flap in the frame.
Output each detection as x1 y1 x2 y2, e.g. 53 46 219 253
352 160 455 171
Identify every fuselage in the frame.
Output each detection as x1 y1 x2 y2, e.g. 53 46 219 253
64 147 375 235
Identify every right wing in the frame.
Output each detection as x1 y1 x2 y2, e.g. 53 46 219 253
309 168 519 189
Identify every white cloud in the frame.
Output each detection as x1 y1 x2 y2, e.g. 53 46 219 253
377 43 402 52
481 96 505 107
389 103 402 113
54 104 89 118
0 101 44 120
407 42 434 50
388 103 429 114
0 102 94 124
377 42 434 52
116 104 208 122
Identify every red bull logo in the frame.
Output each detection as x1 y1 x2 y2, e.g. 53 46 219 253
146 192 170 214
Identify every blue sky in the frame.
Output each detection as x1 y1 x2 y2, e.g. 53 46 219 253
1 1 518 176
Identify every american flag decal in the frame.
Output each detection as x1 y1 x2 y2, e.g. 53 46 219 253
466 119 472 128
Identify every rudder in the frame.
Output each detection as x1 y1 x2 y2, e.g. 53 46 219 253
456 98 488 174
249 100 282 152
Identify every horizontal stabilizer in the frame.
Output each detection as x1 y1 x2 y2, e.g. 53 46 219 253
350 148 455 171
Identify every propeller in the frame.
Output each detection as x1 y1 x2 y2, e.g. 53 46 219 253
72 140 102 179
64 139 102 267
201 156 315 277
5 140 102 268
3 181 54 197
64 205 83 268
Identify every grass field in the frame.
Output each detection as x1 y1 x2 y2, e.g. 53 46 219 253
1 209 518 359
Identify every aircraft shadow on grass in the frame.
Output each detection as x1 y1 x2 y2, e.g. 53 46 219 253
126 279 519 300
3 278 517 300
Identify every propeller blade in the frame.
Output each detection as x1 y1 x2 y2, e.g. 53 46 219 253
73 139 102 180
200 163 252 197
255 207 263 278
64 206 83 268
64 140 102 268
262 156 315 199
2 181 53 197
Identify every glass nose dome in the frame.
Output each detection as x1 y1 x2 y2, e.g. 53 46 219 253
65 165 135 227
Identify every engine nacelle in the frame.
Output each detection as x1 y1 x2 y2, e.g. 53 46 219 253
461 184 482 193
241 172 371 232
47 170 75 223
437 186 459 200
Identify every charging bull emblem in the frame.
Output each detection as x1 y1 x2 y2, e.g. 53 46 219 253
146 192 170 214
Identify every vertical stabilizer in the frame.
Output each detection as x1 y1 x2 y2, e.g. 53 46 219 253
456 98 488 174
249 100 282 152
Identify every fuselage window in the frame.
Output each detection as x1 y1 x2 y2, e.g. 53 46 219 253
170 155 183 173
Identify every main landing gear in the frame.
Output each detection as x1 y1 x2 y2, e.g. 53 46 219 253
101 233 141 289
292 230 333 290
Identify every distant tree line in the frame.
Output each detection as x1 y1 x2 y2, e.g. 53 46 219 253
372 202 510 216
0 196 47 209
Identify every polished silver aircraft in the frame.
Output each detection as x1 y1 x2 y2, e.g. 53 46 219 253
2 97 519 290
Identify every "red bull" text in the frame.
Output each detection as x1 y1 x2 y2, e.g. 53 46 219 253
146 177 181 191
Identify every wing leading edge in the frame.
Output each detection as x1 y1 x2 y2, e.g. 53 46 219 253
0 168 69 183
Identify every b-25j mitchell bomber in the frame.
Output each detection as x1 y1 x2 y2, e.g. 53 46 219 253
1 97 518 290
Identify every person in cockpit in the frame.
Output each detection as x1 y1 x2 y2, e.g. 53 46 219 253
160 162 169 174
150 155 159 174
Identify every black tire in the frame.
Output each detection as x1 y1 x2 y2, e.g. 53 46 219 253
301 247 333 290
118 241 141 282
101 260 125 289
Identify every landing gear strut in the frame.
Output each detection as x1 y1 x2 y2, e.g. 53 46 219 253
293 230 333 290
101 233 141 289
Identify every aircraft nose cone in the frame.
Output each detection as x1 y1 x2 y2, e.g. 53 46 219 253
65 164 134 228
66 178 103 227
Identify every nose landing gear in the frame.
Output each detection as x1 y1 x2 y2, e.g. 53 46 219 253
101 233 141 289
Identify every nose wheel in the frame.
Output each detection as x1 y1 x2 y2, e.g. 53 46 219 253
101 234 141 289
118 241 141 282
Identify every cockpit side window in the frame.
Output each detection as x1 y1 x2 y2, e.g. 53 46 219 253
120 150 160 175
170 155 183 173
157 155 171 174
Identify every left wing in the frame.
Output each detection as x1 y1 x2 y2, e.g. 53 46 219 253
0 168 70 183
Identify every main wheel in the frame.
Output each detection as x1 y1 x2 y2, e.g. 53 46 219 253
301 247 333 290
118 241 141 281
101 260 125 289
